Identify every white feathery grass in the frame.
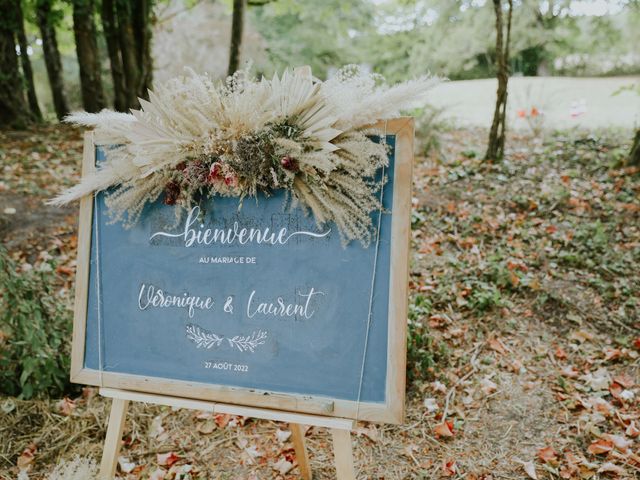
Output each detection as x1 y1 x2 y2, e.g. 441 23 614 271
54 65 437 243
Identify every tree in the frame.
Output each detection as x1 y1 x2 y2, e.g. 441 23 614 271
103 0 153 110
485 0 513 162
0 0 32 128
116 0 141 107
131 0 153 100
72 0 106 113
630 130 640 166
15 0 42 120
36 0 69 120
228 0 246 76
101 0 127 111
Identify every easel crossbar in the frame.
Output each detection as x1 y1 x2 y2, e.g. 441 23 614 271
99 388 355 430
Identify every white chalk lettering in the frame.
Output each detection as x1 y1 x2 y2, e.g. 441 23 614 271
246 288 325 320
137 283 214 318
150 206 330 247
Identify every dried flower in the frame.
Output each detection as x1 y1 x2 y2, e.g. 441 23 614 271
53 66 438 243
164 181 180 205
280 155 299 172
208 162 223 183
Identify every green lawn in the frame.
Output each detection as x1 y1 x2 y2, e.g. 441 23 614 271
427 76 640 130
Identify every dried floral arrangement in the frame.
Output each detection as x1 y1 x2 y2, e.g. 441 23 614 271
51 66 436 244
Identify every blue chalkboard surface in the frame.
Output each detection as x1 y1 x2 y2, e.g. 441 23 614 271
73 119 412 422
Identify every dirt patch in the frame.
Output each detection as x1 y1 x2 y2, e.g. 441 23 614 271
0 192 77 255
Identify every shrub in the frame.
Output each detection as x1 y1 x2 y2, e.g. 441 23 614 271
406 294 448 384
0 247 73 398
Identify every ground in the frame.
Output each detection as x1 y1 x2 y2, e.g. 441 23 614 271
1 124 639 480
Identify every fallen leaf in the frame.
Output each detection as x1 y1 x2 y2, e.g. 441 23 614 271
488 336 508 355
17 444 36 471
538 446 558 464
581 368 611 391
243 444 262 462
560 365 579 378
157 452 180 467
149 469 166 480
587 438 613 455
196 419 216 434
431 380 447 393
276 429 291 443
609 382 623 400
434 421 454 438
55 264 74 276
603 348 622 361
149 415 166 438
612 374 634 388
55 397 76 416
554 347 568 360
1 398 16 414
272 457 293 475
570 330 594 343
601 434 632 452
214 413 231 428
118 457 136 474
355 425 379 442
619 389 634 401
597 462 625 476
423 397 439 413
625 421 639 438
521 460 538 479
480 377 498 395
442 459 457 477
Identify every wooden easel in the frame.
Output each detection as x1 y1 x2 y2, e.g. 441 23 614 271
98 388 357 480
81 66 411 480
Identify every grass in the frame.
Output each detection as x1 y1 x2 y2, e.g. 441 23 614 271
428 76 640 129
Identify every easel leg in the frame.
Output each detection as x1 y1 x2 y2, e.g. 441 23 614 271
290 423 312 480
99 398 129 480
331 429 356 480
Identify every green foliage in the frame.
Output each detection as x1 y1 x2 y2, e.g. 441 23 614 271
250 0 374 79
406 294 448 384
0 247 73 399
412 104 450 158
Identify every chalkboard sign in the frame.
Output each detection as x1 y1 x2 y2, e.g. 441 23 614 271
70 118 413 423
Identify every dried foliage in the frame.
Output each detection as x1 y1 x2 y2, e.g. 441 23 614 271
50 66 437 243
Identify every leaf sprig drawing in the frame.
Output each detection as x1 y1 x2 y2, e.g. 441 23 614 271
227 331 268 353
185 324 268 353
185 324 224 349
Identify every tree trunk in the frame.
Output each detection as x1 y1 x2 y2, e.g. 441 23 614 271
131 0 153 99
72 0 106 113
101 0 127 111
116 0 141 108
0 0 31 128
485 0 513 162
630 130 640 166
36 0 69 120
227 0 245 76
15 0 42 120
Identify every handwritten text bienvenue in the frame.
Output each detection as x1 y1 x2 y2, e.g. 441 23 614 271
150 206 330 247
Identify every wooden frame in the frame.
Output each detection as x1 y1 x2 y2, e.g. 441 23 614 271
70 117 413 424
